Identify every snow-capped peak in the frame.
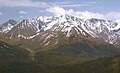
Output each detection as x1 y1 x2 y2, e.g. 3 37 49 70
0 19 17 33
1 15 120 45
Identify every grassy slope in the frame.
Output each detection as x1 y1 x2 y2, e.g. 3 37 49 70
2 55 120 73
0 40 120 73
35 42 120 66
51 56 120 73
0 41 33 73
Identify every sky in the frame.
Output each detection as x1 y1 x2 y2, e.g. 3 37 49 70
0 0 120 23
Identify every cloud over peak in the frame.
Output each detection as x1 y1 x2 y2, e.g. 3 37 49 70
46 7 66 15
46 6 120 20
46 7 106 19
106 12 120 20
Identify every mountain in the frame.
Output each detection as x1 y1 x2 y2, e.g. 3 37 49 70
4 19 46 39
1 14 120 47
0 14 120 59
0 15 120 73
0 19 17 33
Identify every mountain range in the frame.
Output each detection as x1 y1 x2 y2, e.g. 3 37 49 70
0 14 120 73
0 14 120 47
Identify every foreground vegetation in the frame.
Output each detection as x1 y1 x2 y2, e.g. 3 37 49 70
0 41 120 73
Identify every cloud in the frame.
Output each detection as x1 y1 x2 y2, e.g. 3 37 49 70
46 7 66 15
46 7 106 19
19 11 27 14
0 12 2 15
0 0 49 8
20 15 24 18
60 4 90 7
38 10 45 13
0 0 92 8
86 1 96 4
47 6 120 20
106 12 120 20
48 2 90 7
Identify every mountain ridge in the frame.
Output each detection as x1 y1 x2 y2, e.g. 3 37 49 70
0 14 120 46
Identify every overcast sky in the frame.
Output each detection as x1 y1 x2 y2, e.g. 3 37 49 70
0 0 120 23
